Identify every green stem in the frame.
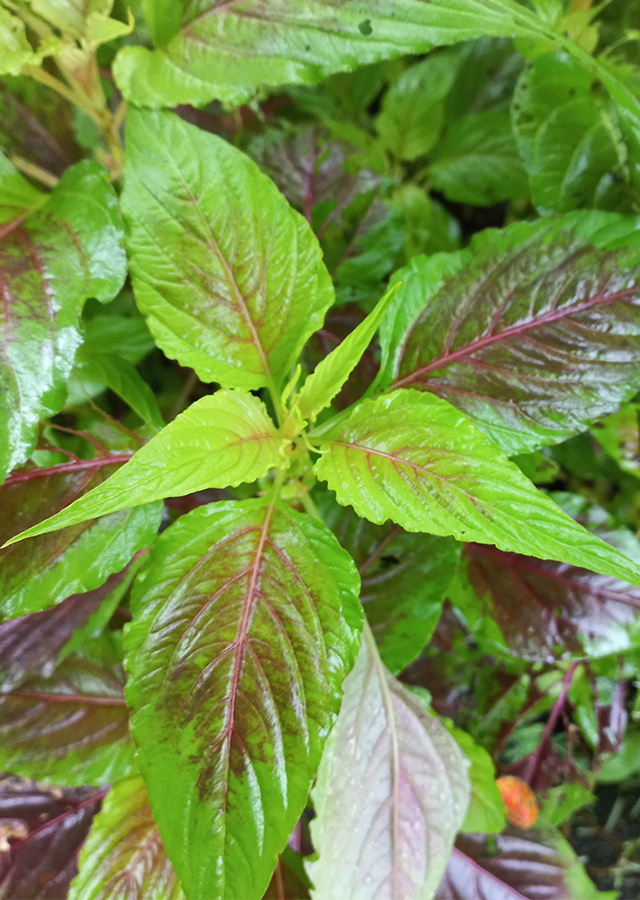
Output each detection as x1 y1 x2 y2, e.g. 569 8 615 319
25 65 102 127
9 155 59 189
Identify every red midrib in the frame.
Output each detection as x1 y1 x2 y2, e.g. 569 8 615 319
392 285 638 389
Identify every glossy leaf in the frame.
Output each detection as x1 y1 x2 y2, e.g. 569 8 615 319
0 569 131 689
0 459 162 619
122 108 334 393
512 52 639 214
320 497 460 674
430 110 528 206
0 777 104 899
0 8 61 76
5 390 286 545
69 775 184 900
113 0 545 109
451 539 640 662
312 389 640 585
296 284 399 424
307 626 470 900
0 160 127 482
436 827 617 900
0 634 134 786
0 151 45 223
124 500 362 899
379 212 640 454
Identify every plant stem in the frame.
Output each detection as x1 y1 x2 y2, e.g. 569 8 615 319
9 155 59 189
524 661 577 787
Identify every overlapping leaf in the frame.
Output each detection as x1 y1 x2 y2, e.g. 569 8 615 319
112 0 545 109
451 538 640 662
0 458 161 619
0 159 126 482
320 498 460 673
69 775 184 900
307 627 470 900
436 828 616 900
0 776 104 899
122 108 334 393
124 500 362 899
379 212 640 454
0 569 131 688
0 634 134 786
312 389 640 585
5 390 286 545
512 52 640 214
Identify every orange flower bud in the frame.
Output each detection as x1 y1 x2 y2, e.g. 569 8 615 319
496 776 539 829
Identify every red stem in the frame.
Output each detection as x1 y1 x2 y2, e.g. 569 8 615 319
524 661 577 787
4 454 133 485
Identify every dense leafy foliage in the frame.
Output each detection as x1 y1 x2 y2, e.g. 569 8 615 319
3 1 640 898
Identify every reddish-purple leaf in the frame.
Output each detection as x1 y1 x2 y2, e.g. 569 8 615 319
0 775 104 900
380 213 640 454
0 569 128 690
0 637 134 786
453 540 640 662
436 828 613 900
0 458 160 620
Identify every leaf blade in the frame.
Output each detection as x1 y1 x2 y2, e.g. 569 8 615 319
122 108 334 393
312 389 640 586
307 626 470 900
4 390 287 546
124 499 362 899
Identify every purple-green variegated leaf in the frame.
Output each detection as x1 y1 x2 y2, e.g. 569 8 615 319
312 390 640 586
379 212 640 455
0 160 126 483
450 538 640 662
0 634 134 786
0 459 161 620
122 109 334 394
307 627 470 900
69 775 184 900
124 499 362 900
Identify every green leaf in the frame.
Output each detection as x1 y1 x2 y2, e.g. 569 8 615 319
0 8 61 76
295 284 399 424
0 633 135 786
0 460 161 619
76 353 165 431
376 50 460 161
113 0 546 109
311 389 640 585
122 108 334 394
0 160 127 482
4 390 287 546
540 783 595 827
124 499 362 899
69 774 185 900
430 110 528 206
442 721 507 833
591 404 640 478
379 212 640 455
0 151 46 223
307 626 470 900
319 496 459 674
512 52 640 213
